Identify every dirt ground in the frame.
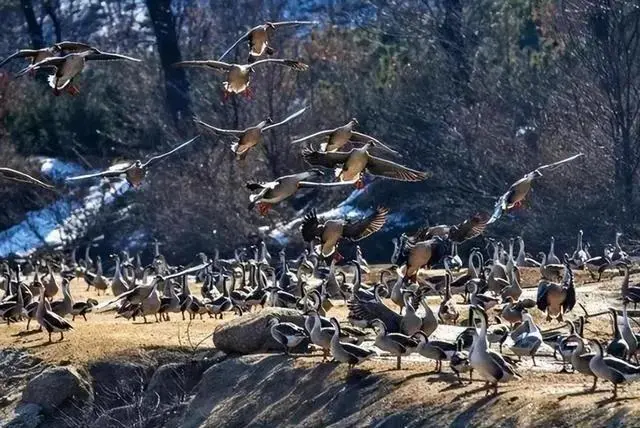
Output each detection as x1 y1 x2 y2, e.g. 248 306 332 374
1 264 639 423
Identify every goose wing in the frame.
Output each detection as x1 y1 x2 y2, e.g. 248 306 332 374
65 166 132 182
448 212 490 243
534 153 584 173
262 106 308 131
488 191 510 224
55 41 93 52
342 207 388 241
194 118 246 135
347 299 402 333
173 60 233 71
341 342 375 359
0 49 41 67
291 128 336 144
86 51 141 62
43 310 73 330
218 27 256 61
603 356 640 378
536 282 550 311
269 20 319 28
0 168 54 189
300 209 324 242
487 349 519 378
302 149 351 168
249 58 309 71
298 180 357 188
141 135 200 168
349 131 398 154
365 155 429 181
16 56 65 76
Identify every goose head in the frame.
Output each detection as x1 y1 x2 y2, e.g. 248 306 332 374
350 117 359 126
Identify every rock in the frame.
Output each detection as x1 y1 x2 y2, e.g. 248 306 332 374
212 307 309 354
21 366 92 413
4 403 44 428
88 361 154 411
142 360 209 407
94 404 140 428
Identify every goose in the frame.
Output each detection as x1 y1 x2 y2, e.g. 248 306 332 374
372 319 419 370
246 169 353 215
469 281 499 311
486 317 510 352
42 262 59 300
0 41 92 68
347 284 409 333
329 317 375 369
0 167 55 190
589 339 640 398
450 339 472 383
607 308 629 360
570 230 588 268
500 264 523 302
438 270 459 325
173 58 308 97
584 254 610 281
66 135 200 188
547 236 561 265
307 310 363 360
469 305 520 394
91 256 109 295
487 153 583 223
36 286 73 342
449 249 483 297
158 279 181 321
514 236 541 268
268 317 308 355
400 291 422 336
208 275 234 319
449 243 463 271
621 299 639 362
538 252 564 282
567 334 598 391
71 298 98 321
195 106 307 160
555 319 586 372
291 118 397 154
300 207 388 258
1 282 25 325
419 297 438 337
509 312 543 365
617 261 640 308
219 21 318 63
16 48 140 95
50 277 73 318
110 254 130 297
536 258 576 322
611 232 629 263
302 142 429 189
355 245 370 273
413 331 457 372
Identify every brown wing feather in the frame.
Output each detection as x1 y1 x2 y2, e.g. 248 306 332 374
448 212 490 243
365 155 429 181
342 207 388 241
301 209 324 242
302 149 351 168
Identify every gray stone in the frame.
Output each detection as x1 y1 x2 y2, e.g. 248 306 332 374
88 361 154 412
212 307 309 354
20 366 92 413
4 403 44 428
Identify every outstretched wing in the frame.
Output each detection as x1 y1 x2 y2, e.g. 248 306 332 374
350 131 399 155
173 60 233 71
0 49 41 67
249 58 309 71
487 191 510 224
66 167 131 182
342 207 389 241
269 21 319 28
448 212 490 243
263 106 308 131
218 27 255 61
298 180 357 188
55 41 93 52
141 135 200 168
534 153 583 173
16 56 65 76
0 168 54 190
87 51 141 62
291 129 336 144
366 155 429 181
302 149 351 168
194 117 246 135
300 209 323 242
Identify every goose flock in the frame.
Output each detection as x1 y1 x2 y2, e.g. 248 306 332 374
1 21 639 400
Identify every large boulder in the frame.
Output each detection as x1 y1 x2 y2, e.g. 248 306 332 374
21 366 92 413
212 308 309 354
88 361 154 412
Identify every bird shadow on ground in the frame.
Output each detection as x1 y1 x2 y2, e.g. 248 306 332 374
24 340 57 349
12 329 42 337
450 384 508 402
450 391 506 427
596 395 638 406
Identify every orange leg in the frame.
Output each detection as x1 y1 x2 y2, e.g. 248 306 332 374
355 179 365 190
244 86 254 100
66 85 80 96
222 89 230 103
257 202 271 215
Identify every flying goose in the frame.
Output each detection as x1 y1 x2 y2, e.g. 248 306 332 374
268 317 308 355
16 48 141 95
303 142 429 188
173 58 309 97
66 135 200 187
36 285 73 342
246 169 353 215
329 317 376 369
589 339 640 398
372 319 419 370
0 41 92 68
488 153 584 223
0 167 55 190
195 106 307 160
291 118 397 154
219 21 318 63
300 207 388 258
469 305 521 395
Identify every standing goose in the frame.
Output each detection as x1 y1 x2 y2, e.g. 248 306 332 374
246 169 353 215
372 319 419 370
538 252 564 282
173 58 308 97
110 254 130 297
71 298 98 321
195 106 307 160
292 118 397 153
488 153 584 223
567 334 598 391
300 207 388 259
584 253 610 281
570 230 589 268
268 317 308 355
536 259 576 322
589 339 640 398
66 135 200 188
547 237 561 265
509 312 543 365
611 232 629 263
607 308 629 360
329 317 376 369
413 331 458 372
0 41 92 68
50 277 74 318
36 286 73 342
303 142 429 189
16 48 141 95
0 167 55 190
438 270 459 325
621 299 639 362
468 305 520 394
219 21 318 63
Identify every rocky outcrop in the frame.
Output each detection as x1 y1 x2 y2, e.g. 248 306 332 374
212 307 310 354
21 366 92 413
